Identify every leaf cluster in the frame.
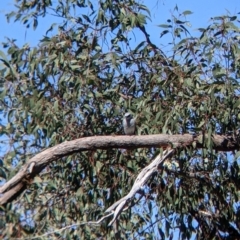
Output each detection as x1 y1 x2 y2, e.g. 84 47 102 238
0 1 240 239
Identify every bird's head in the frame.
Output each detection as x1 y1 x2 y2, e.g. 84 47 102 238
124 112 132 120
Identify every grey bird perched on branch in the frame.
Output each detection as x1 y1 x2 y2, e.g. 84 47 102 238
123 112 136 135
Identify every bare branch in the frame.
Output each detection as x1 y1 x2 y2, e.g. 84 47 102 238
0 133 239 205
106 149 174 226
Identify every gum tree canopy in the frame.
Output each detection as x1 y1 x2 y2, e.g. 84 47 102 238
0 0 240 239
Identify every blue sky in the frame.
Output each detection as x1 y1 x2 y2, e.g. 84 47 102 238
0 0 239 48
0 0 239 159
0 1 239 239
0 2 239 156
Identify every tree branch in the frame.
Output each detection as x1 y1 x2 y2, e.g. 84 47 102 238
106 148 175 226
0 133 239 205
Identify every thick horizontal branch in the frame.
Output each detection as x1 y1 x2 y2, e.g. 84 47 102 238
0 133 239 205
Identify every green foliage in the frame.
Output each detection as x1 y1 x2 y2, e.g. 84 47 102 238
0 0 240 239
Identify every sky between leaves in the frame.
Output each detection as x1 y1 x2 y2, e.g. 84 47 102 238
0 0 239 157
0 0 239 48
0 1 239 239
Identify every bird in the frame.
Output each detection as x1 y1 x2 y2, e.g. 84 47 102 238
123 112 136 135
